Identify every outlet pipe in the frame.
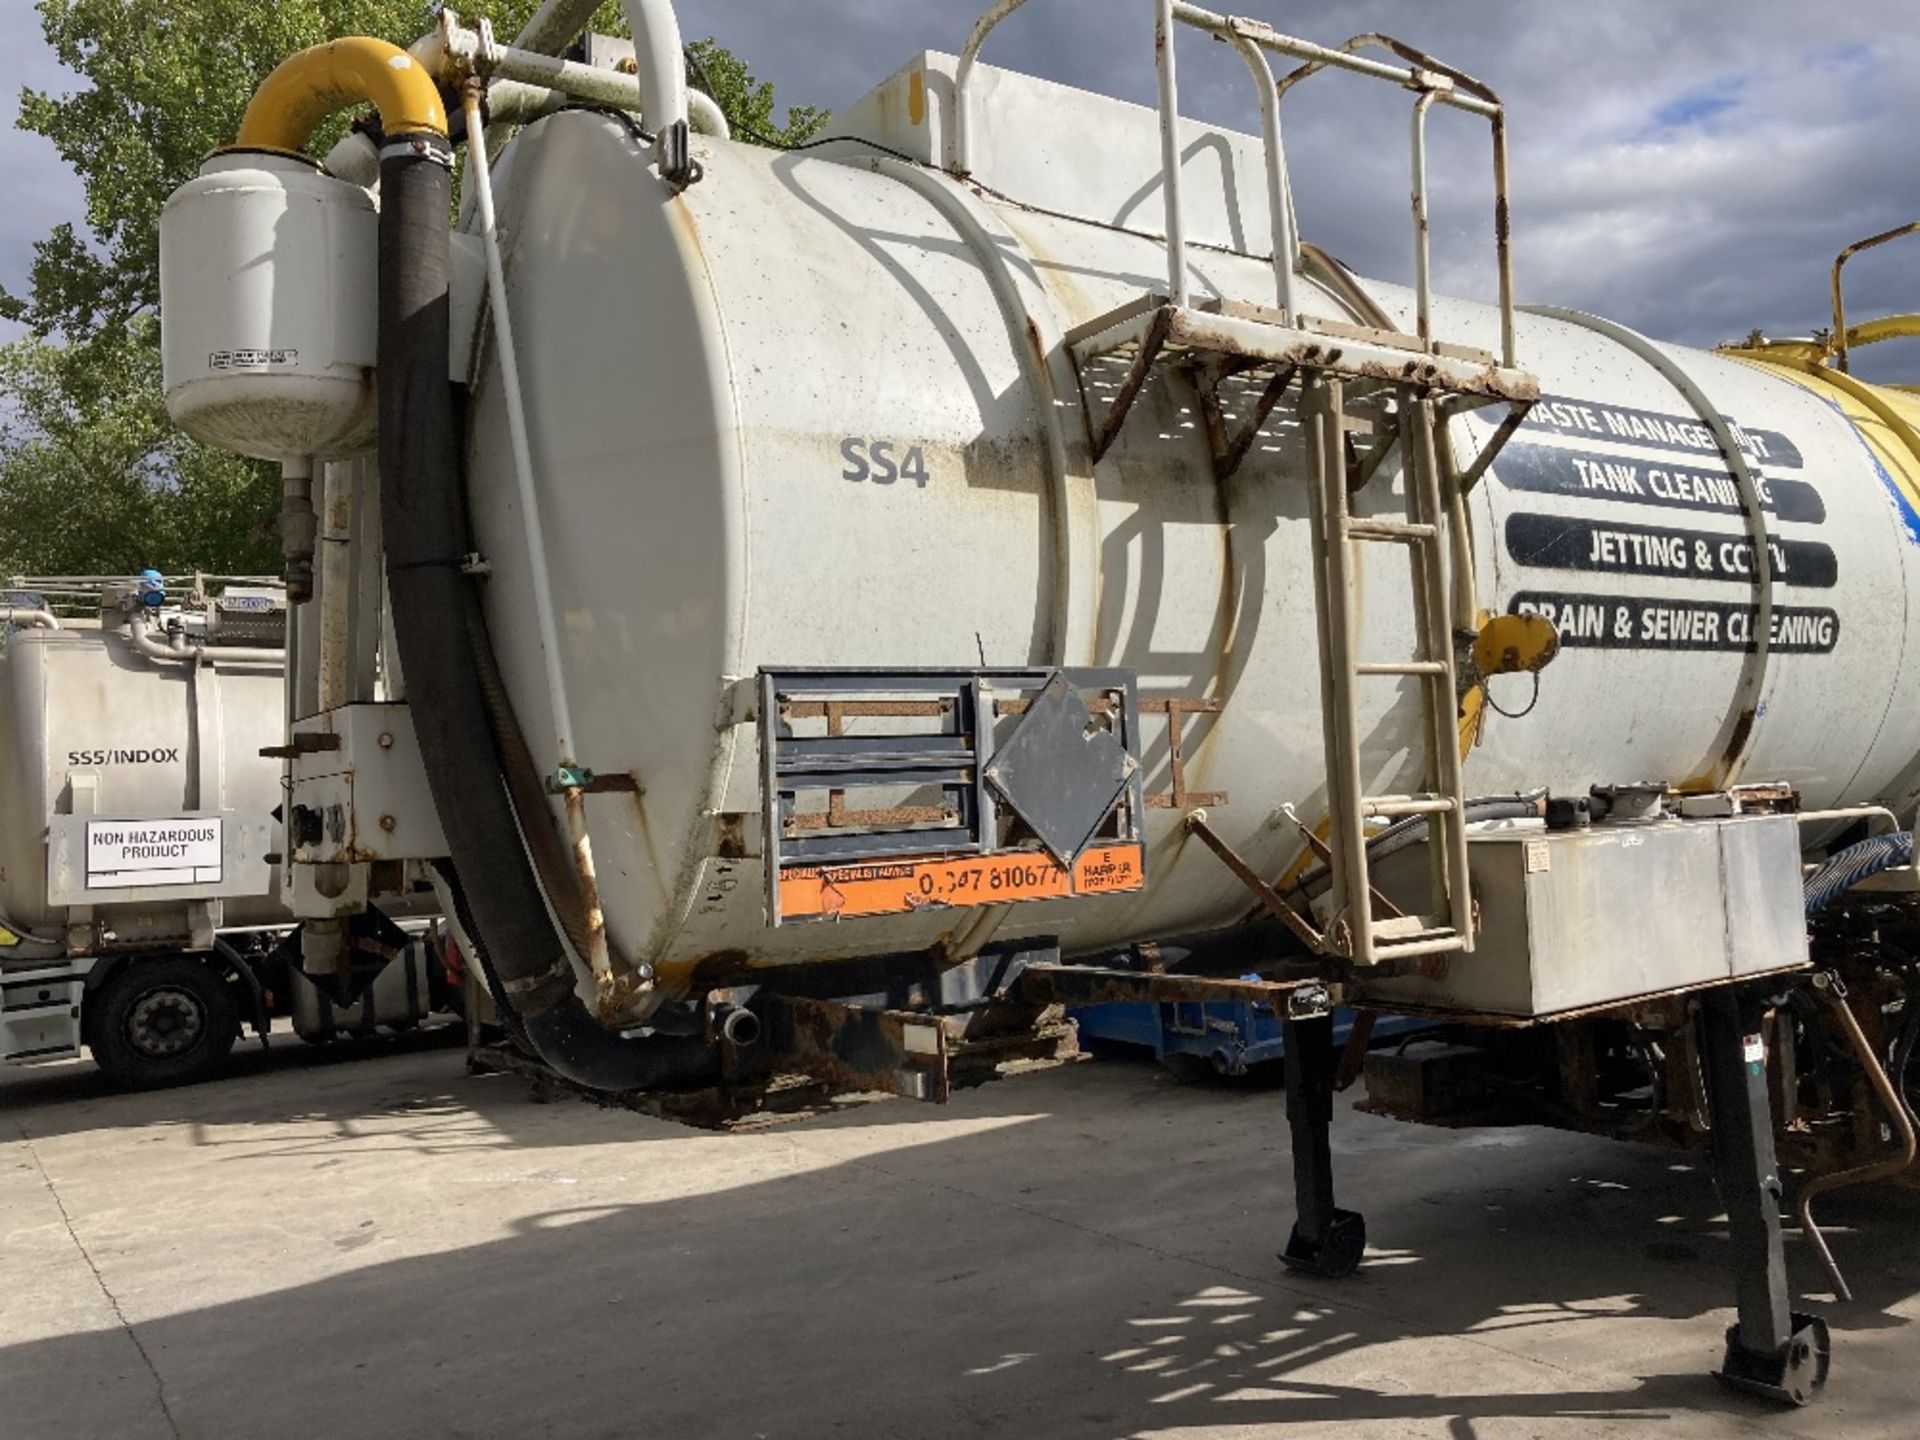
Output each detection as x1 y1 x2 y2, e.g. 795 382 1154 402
129 613 280 667
481 0 608 154
479 73 730 138
478 0 715 158
281 458 317 603
511 0 609 55
316 461 354 708
429 4 701 171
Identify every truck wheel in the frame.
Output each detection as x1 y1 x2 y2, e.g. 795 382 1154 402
90 957 239 1089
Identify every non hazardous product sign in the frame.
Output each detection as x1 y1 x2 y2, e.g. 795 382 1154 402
86 818 224 889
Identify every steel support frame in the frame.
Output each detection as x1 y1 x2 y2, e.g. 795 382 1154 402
1185 813 1323 951
1451 397 1533 493
1700 985 1830 1404
1016 963 1315 1009
1195 362 1300 481
1280 1011 1366 1275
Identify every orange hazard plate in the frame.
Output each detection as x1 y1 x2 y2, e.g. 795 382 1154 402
779 842 1146 922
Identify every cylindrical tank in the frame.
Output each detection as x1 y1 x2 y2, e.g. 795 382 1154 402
460 108 1920 1004
0 617 286 939
159 153 379 461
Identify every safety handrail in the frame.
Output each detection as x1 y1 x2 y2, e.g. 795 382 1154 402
1268 25 1514 366
950 1 1519 366
1832 220 1920 374
951 0 1032 178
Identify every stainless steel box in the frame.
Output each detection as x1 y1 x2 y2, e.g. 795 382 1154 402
1350 815 1808 1018
1 962 85 1063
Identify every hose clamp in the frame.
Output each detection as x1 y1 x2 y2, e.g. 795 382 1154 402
379 131 455 168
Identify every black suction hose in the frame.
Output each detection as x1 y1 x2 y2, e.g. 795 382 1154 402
377 133 714 1091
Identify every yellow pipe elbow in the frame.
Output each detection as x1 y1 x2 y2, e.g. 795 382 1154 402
234 37 447 155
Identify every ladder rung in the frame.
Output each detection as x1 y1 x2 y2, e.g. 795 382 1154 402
1363 795 1457 818
1374 933 1469 961
1372 914 1453 942
1355 661 1448 676
1345 518 1437 542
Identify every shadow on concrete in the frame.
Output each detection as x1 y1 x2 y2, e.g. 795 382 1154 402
0 1022 476 1143
5 1048 1919 1438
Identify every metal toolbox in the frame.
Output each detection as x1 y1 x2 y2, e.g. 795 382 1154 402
1 962 86 1064
1349 814 1808 1018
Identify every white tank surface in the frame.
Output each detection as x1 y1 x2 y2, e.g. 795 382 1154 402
455 50 1920 1005
0 584 286 943
159 153 379 461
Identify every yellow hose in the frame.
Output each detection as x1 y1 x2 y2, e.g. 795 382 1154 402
234 37 446 155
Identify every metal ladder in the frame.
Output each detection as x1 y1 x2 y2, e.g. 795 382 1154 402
1306 381 1474 966
958 2 1542 963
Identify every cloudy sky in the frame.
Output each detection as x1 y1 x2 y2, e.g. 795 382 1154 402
4 0 1916 368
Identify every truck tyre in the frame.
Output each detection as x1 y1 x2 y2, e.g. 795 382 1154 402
89 957 239 1089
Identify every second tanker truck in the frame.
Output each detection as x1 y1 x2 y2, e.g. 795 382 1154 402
0 575 449 1086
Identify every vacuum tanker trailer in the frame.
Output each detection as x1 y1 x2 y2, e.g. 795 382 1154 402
158 0 1920 1403
0 575 450 1086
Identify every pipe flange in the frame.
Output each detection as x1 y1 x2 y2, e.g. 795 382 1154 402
474 16 503 73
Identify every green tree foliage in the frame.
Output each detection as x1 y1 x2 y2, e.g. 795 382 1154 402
2 0 822 577
0 321 278 575
685 37 826 147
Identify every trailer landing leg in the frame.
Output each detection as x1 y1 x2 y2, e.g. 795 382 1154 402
1702 986 1830 1405
1281 1012 1366 1276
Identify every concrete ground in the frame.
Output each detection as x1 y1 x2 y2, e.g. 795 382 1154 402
3 1032 1918 1440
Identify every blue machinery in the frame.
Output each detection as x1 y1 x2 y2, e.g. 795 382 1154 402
1073 996 1426 1077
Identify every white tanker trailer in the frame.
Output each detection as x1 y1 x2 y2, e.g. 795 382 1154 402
158 0 1920 1402
0 576 449 1087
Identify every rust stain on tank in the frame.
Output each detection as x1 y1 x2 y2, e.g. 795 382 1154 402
663 186 722 305
627 781 673 911
995 210 1098 324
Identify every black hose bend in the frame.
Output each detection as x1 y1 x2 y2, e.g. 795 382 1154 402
377 132 714 1092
